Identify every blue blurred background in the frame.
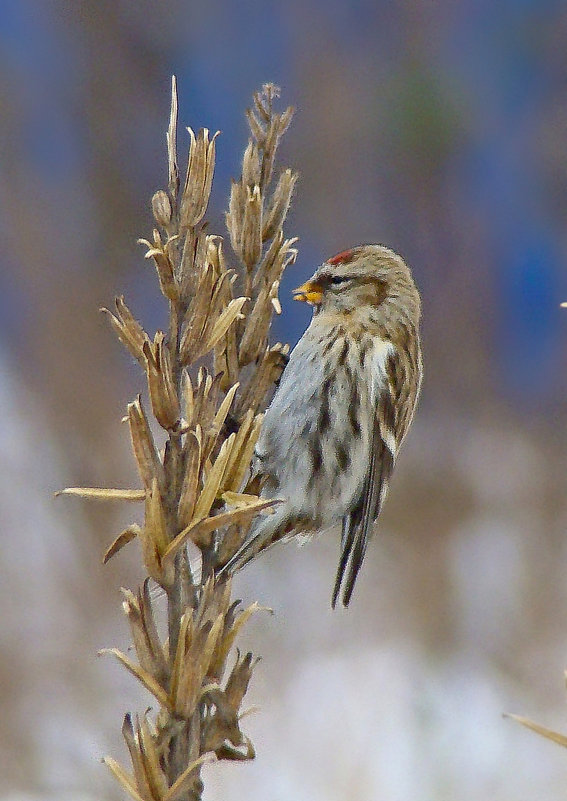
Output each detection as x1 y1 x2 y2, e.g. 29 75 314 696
2 2 567 800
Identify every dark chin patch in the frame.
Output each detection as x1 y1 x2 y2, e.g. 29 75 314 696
328 248 356 265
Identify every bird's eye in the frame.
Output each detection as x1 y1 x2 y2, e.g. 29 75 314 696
330 275 350 285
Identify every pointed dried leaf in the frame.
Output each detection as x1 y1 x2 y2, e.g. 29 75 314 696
262 169 297 241
122 587 168 684
182 369 195 427
507 714 567 748
145 478 169 556
225 651 257 712
260 114 279 188
103 757 148 801
121 715 156 801
100 648 171 710
226 179 246 256
210 382 239 439
167 75 179 198
241 141 261 188
139 581 169 679
165 498 278 562
200 613 225 680
262 235 299 288
241 184 262 269
246 107 264 143
150 248 178 301
103 524 141 564
169 612 194 705
179 264 215 363
253 89 271 123
278 104 295 136
128 397 165 491
193 433 235 520
102 297 149 364
178 431 202 528
145 333 180 429
200 297 247 357
180 128 219 227
222 411 264 493
163 755 214 801
138 717 169 801
238 285 272 365
57 487 146 502
138 526 168 587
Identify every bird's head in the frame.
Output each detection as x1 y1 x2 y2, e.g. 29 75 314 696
293 244 421 327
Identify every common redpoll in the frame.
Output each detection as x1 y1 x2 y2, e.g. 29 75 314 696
224 244 422 607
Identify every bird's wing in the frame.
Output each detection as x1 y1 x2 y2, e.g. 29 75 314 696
333 338 421 607
332 393 396 607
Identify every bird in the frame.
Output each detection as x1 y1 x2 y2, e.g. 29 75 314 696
221 244 422 607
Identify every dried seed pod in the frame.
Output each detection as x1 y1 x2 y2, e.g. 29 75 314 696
144 333 181 430
278 104 295 136
177 431 202 529
245 106 264 144
102 296 149 365
260 113 280 188
179 264 215 363
122 584 169 685
238 283 274 366
262 169 298 242
152 190 173 228
127 396 165 493
180 127 219 228
263 235 299 288
201 296 247 357
241 185 262 269
241 141 261 187
226 179 246 258
144 478 169 559
224 651 258 715
193 434 236 521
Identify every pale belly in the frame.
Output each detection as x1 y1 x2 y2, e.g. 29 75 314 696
255 329 373 529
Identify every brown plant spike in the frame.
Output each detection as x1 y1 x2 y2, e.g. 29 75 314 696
61 78 297 801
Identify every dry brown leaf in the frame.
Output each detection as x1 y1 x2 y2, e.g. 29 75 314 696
103 525 141 564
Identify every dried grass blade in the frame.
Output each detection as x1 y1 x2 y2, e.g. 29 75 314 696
506 714 567 748
57 487 146 501
103 757 148 801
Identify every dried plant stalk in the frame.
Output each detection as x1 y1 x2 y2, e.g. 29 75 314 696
63 78 297 801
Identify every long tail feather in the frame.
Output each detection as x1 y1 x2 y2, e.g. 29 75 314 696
331 514 357 608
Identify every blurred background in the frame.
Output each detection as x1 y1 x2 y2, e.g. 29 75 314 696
2 1 567 799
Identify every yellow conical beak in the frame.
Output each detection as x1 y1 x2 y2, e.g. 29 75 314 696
292 280 323 305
